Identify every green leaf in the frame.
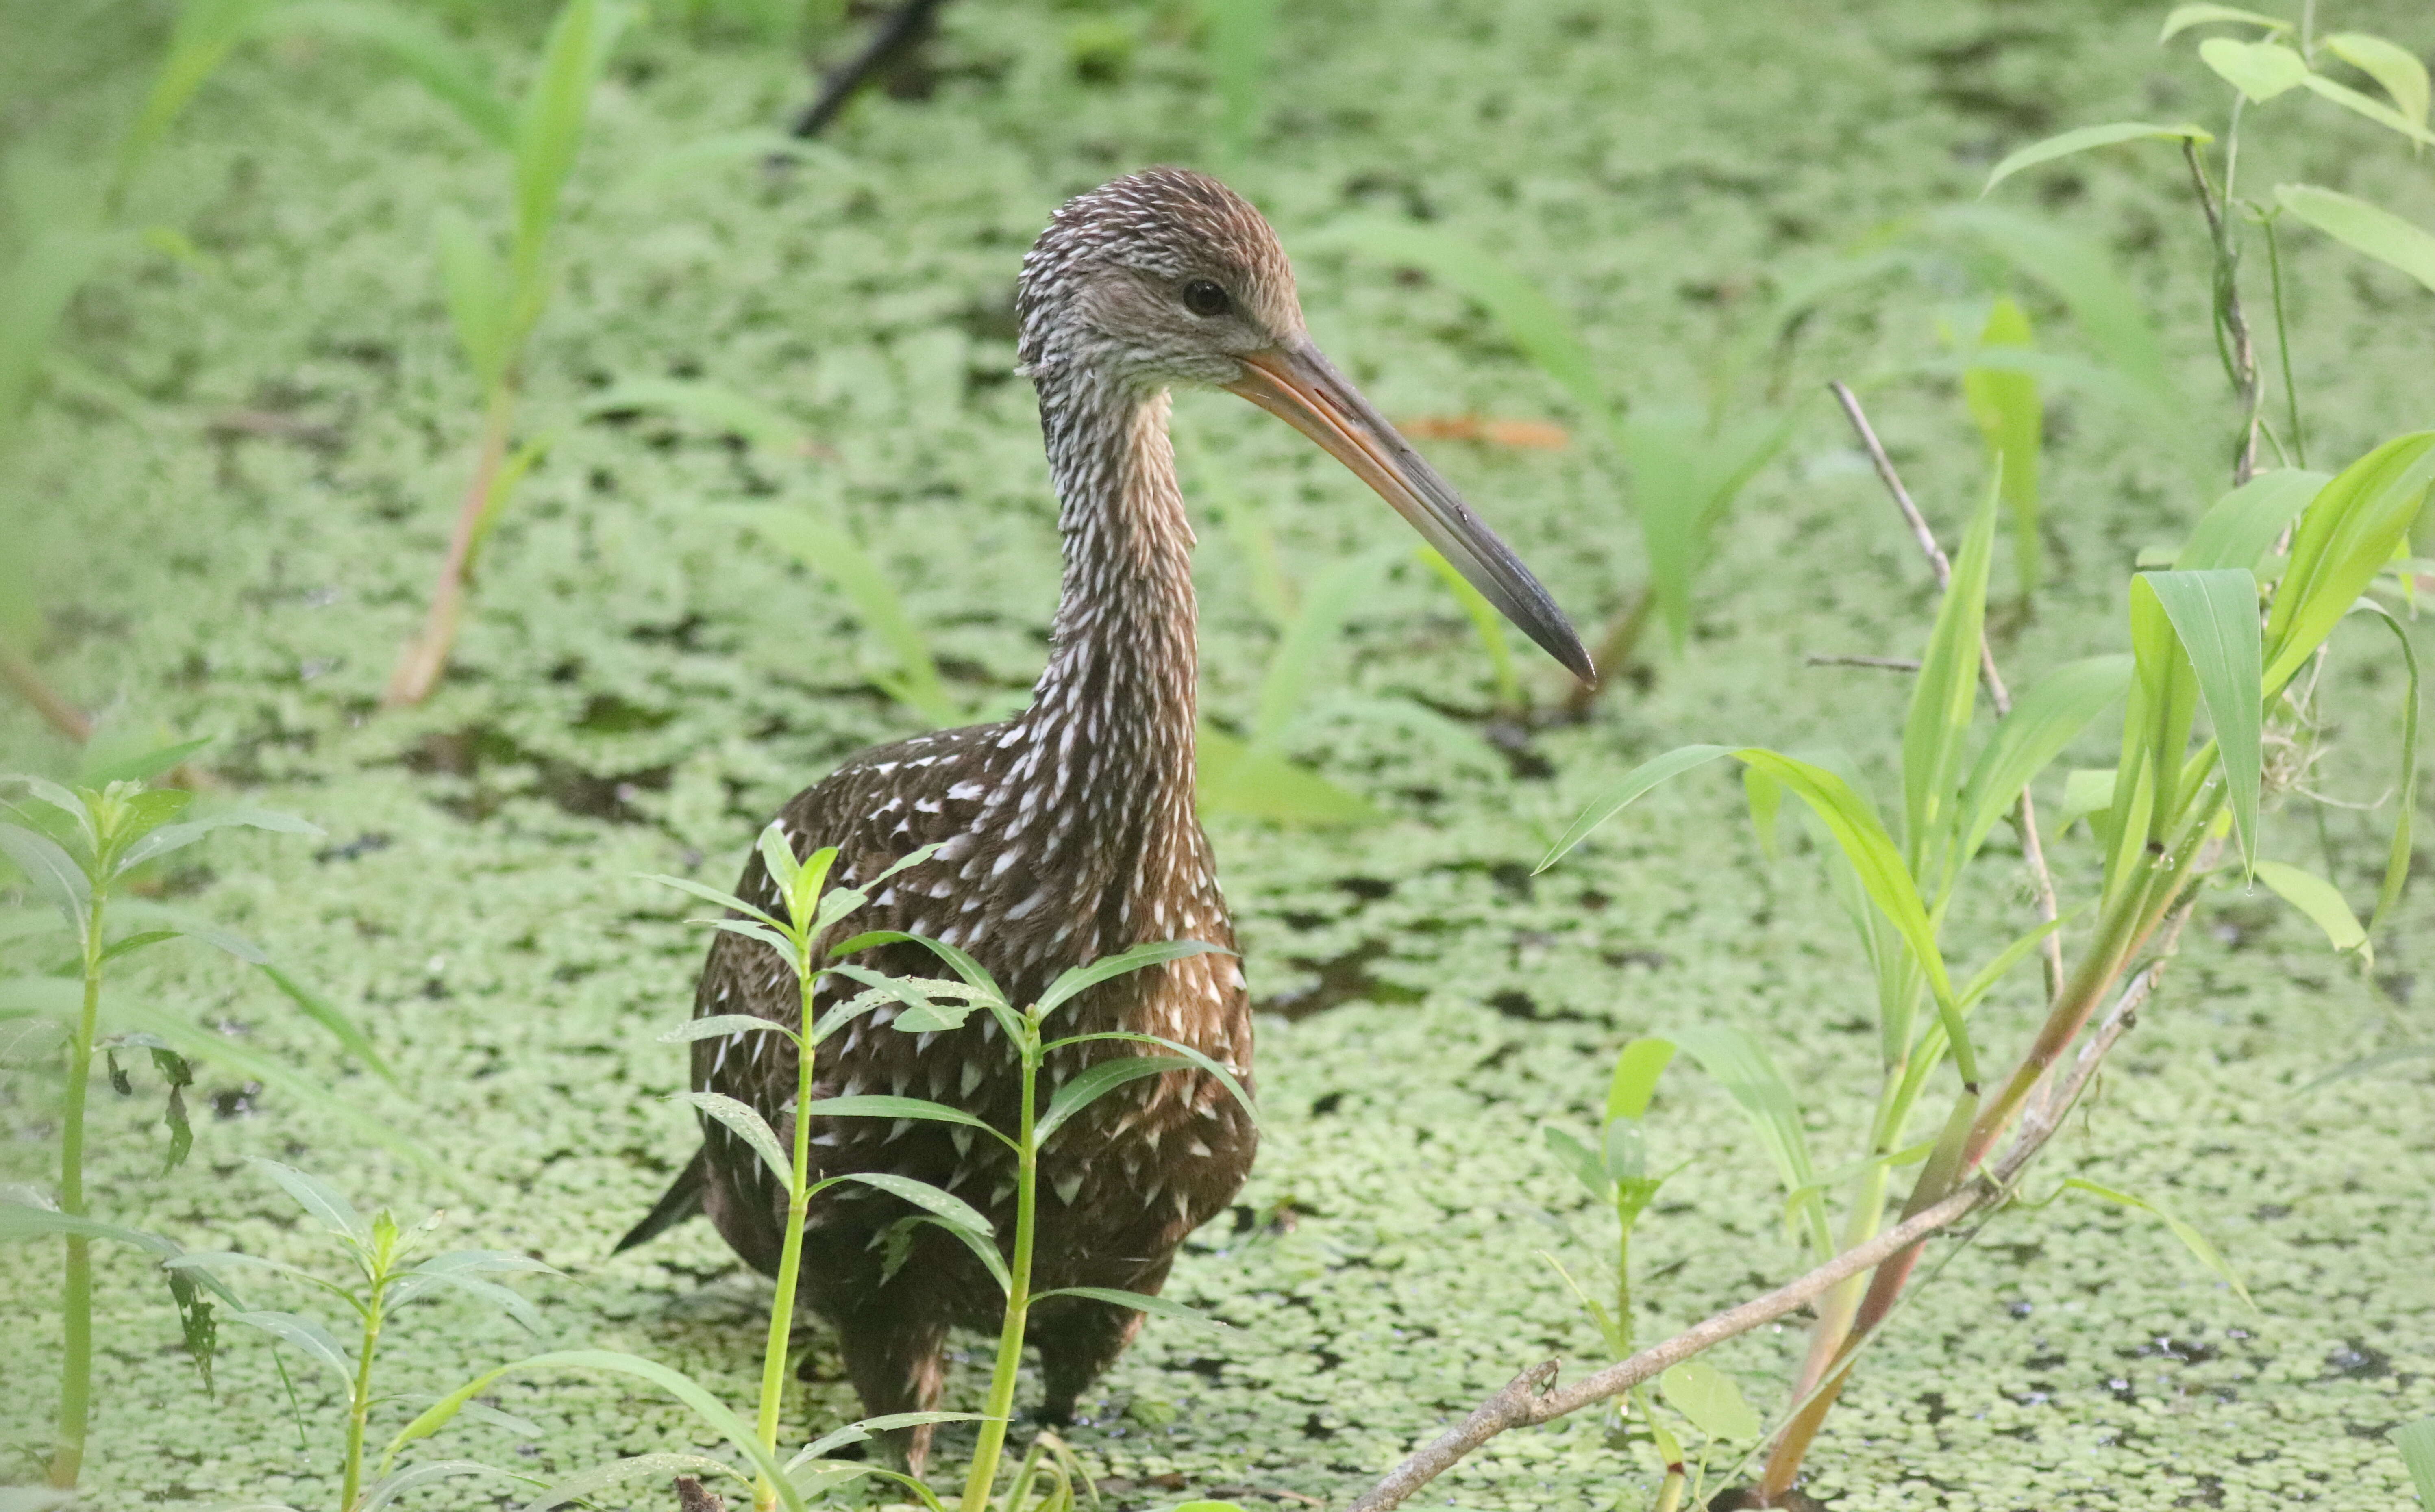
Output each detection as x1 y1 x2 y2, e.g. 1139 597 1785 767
2391 1417 2435 1510
114 805 322 875
669 1091 790 1186
810 1093 1012 1142
1955 655 2132 861
825 1172 992 1238
112 0 286 204
2199 37 2309 101
1029 1285 1229 1327
257 964 395 1085
2176 468 2330 571
1964 300 2043 596
1034 1056 1196 1147
511 0 624 276
2158 4 2291 42
2264 434 2435 695
888 1214 1013 1296
247 1158 368 1244
388 1269 544 1333
1250 552 1386 752
1036 939 1231 1017
722 507 959 727
1419 547 1520 709
1930 207 2171 403
1901 475 1998 877
1981 121 2215 195
1605 1037 1676 1123
517 1455 744 1512
2297 73 2435 148
2059 1178 2255 1309
583 378 810 457
272 2 515 146
827 930 1003 998
1196 726 1384 826
2274 185 2435 296
660 1013 796 1047
638 872 783 928
755 819 803 902
1658 1359 1762 1441
792 1413 990 1467
2252 860 2366 954
0 824 89 933
383 1350 802 1512
434 208 513 393
2323 33 2431 134
1543 1126 1610 1199
1670 1025 1830 1258
2352 603 2420 942
2140 569 2264 876
1537 745 1735 870
1616 406 1793 651
2055 767 2117 838
1320 217 1604 415
1045 1031 1259 1127
230 1309 355 1386
79 736 213 786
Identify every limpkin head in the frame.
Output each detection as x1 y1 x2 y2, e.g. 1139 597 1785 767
1019 167 1595 684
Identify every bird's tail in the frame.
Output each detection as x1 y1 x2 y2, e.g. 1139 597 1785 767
613 1145 709 1255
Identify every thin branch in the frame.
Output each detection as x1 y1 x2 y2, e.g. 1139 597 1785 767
1827 380 2066 1001
1805 654 1921 672
790 0 953 138
1348 947 2158 1512
0 638 94 743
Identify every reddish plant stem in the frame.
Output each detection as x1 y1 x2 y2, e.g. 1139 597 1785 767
383 393 513 708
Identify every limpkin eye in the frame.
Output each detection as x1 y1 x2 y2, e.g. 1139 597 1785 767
1181 279 1231 317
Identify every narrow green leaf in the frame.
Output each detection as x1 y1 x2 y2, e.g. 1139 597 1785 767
434 208 513 393
1251 552 1386 752
1955 655 2133 861
1670 1025 1831 1258
2060 1178 2255 1309
792 1413 989 1467
1743 764 1783 860
79 736 213 786
755 819 802 901
1043 1030 1258 1126
1543 1127 1610 1199
247 1158 368 1244
511 0 622 274
1658 1359 1762 1441
1419 547 1520 709
712 917 796 965
2323 33 2430 133
1931 207 2171 402
382 1350 801 1511
112 0 285 202
272 2 515 146
1606 1037 1676 1122
1954 912 2071 1012
0 825 89 932
1029 1286 1229 1327
2252 860 2366 954
825 1172 992 1237
114 806 322 875
889 1214 1013 1295
2176 468 2330 570
2200 37 2309 101
637 873 782 928
2140 569 2264 875
826 930 1002 998
2274 185 2435 295
2055 768 2117 837
2298 73 2435 148
1537 745 1735 871
1901 475 1998 875
387 1269 544 1332
669 1092 789 1186
1320 217 1604 415
1034 1056 1195 1147
1617 406 1792 650
230 1310 355 1384
256 964 395 1085
2391 1417 2435 1509
2264 434 2435 695
1965 300 2043 595
810 1093 1011 1141
724 507 959 726
659 1013 796 1047
1036 939 1231 1017
1982 121 2215 195
2159 4 2291 42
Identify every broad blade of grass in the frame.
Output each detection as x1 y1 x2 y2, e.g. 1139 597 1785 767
1617 406 1792 650
1606 1037 1676 1122
1900 475 1998 878
2141 569 2263 876
2252 860 2366 954
434 209 512 394
1321 217 1604 415
1670 1025 1831 1258
1964 300 2042 597
1981 121 2215 196
2176 468 2330 571
511 0 624 278
274 1 515 146
1955 654 2133 862
2263 434 2435 695
2274 185 2435 295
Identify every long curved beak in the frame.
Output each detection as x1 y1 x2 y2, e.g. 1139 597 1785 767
1224 340 1595 685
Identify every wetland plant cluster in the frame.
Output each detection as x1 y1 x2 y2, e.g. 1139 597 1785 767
7 0 2435 1509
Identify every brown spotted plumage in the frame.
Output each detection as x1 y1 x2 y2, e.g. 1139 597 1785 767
617 168 1592 1471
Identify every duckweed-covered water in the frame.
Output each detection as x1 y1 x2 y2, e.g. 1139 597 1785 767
4 0 2433 1506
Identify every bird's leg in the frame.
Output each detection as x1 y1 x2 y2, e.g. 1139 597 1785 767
1026 1266 1169 1425
833 1305 952 1473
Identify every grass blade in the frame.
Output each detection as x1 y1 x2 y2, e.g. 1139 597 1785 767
1964 300 2042 597
2252 861 2366 955
2176 468 2330 571
724 507 957 726
258 964 394 1086
1933 205 2170 404
1954 654 2132 862
273 1 514 146
1536 745 1734 871
1900 474 1998 876
1606 1037 1676 1123
1669 1025 1830 1258
2264 434 2435 695
1981 121 2214 196
2274 185 2435 295
2060 1178 2254 1309
2140 569 2263 875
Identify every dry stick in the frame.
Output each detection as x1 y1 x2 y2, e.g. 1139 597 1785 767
382 401 511 708
1347 952 2159 1512
0 639 94 743
1828 381 2066 1003
1805 654 1921 672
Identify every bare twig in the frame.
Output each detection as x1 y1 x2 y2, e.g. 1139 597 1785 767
1827 380 2066 1002
1804 654 1921 672
791 0 953 138
0 638 94 743
1349 947 2159 1512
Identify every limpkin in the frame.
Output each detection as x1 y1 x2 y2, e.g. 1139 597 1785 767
618 167 1593 1468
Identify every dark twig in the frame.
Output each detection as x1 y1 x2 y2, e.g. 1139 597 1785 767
1348 950 2152 1512
790 0 952 138
1828 380 2065 1001
1805 654 1921 672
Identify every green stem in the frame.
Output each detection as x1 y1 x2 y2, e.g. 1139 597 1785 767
961 1028 1039 1512
339 1297 382 1511
755 951 820 1512
47 890 107 1489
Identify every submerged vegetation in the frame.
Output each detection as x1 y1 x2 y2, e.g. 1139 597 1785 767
5 0 2435 1508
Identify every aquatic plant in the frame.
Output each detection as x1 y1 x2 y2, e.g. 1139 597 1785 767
0 751 403 1490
